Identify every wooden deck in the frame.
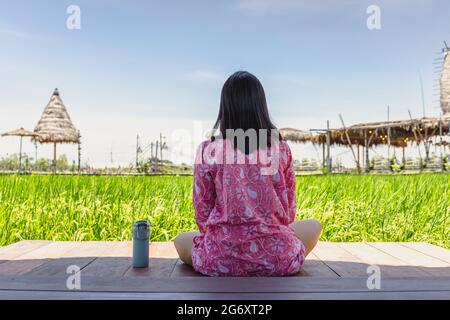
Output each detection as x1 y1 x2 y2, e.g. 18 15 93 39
0 241 449 299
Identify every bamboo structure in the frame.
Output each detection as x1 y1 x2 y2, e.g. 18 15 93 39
281 43 450 173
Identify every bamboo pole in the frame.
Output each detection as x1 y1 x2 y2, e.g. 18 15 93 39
322 143 326 169
135 135 140 169
339 114 360 172
365 129 377 173
155 140 159 164
364 130 369 173
19 136 23 175
424 127 430 163
439 115 444 172
77 131 81 173
387 106 391 161
34 141 38 165
326 120 331 173
357 144 360 171
53 142 57 173
361 133 365 172
408 110 423 170
402 146 406 166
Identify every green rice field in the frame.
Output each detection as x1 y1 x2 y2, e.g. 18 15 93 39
0 174 449 248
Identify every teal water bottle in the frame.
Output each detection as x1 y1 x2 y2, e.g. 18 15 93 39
132 220 150 268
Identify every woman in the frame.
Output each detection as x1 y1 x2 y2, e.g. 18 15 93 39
175 71 322 276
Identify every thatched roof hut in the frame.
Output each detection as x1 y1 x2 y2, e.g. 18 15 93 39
311 116 450 147
34 88 79 144
33 88 79 172
280 117 450 147
283 43 450 149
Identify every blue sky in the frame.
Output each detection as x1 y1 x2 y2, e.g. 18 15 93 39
0 0 449 166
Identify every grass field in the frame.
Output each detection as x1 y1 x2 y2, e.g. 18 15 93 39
0 174 448 248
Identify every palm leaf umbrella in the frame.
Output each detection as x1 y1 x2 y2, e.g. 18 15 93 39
33 88 79 172
1 128 40 174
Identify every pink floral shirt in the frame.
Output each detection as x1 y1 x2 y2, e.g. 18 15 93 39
191 139 305 276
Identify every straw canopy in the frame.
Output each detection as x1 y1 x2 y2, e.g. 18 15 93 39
1 127 40 138
1 128 41 174
281 116 450 147
33 88 79 144
279 128 316 143
311 117 450 147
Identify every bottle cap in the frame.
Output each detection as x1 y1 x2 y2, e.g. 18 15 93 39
133 220 150 240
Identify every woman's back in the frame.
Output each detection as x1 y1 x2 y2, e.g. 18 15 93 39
174 70 321 277
191 138 306 276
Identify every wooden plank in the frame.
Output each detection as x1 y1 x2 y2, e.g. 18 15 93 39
368 242 450 277
0 275 449 293
0 242 83 276
0 241 52 263
81 242 131 277
125 258 178 277
26 242 124 277
24 257 94 277
169 252 338 278
336 242 430 277
401 242 450 264
312 242 368 277
171 259 203 277
59 241 120 258
296 252 339 277
0 290 449 300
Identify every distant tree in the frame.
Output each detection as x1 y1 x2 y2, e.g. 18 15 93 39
0 154 20 171
33 158 53 172
56 155 69 172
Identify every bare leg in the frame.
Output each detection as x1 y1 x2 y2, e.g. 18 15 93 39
174 231 200 266
290 219 322 256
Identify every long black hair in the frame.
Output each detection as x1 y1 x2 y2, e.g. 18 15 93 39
212 71 280 154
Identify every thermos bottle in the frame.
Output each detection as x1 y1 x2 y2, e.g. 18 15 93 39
132 220 150 268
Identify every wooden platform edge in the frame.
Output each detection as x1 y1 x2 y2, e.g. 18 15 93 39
1 289 449 300
0 276 449 293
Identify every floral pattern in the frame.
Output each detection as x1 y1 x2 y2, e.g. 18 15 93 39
191 139 305 276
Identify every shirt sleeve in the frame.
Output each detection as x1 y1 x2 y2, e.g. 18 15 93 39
193 142 216 233
284 144 297 223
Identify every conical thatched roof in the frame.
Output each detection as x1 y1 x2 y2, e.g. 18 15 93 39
441 49 450 116
34 88 79 143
